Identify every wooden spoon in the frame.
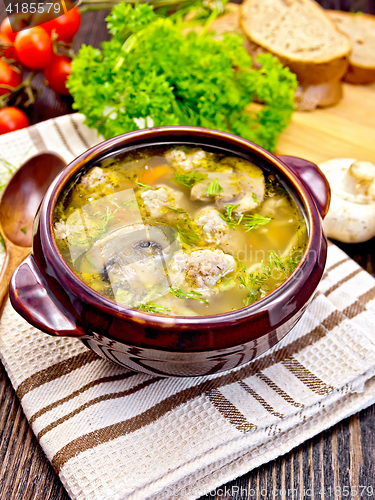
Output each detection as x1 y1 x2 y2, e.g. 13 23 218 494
0 152 65 311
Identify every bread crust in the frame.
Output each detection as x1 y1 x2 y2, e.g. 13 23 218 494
327 11 375 84
240 0 351 85
344 65 375 85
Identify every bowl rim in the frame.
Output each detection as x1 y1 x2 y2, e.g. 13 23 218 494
38 126 324 329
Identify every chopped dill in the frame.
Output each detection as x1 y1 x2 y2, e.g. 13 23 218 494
86 255 96 268
20 226 27 234
101 206 118 231
172 172 207 188
134 302 171 313
203 178 223 196
135 181 153 189
176 221 200 245
169 285 209 304
268 251 285 270
238 251 299 306
238 262 271 306
219 204 240 229
252 192 258 203
168 207 187 214
109 198 120 209
242 214 271 232
122 198 137 206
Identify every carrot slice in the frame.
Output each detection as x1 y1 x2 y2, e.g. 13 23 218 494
142 165 170 185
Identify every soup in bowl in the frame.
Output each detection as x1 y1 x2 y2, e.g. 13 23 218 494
10 127 330 376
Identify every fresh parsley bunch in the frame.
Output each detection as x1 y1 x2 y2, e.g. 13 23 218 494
68 3 297 151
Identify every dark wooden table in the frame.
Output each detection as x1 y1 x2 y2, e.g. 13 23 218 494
1 3 375 499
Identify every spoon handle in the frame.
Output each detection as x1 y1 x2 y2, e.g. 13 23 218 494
0 242 31 312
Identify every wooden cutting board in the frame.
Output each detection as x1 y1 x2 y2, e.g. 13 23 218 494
275 83 375 165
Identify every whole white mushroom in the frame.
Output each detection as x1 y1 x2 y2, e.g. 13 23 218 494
319 158 375 243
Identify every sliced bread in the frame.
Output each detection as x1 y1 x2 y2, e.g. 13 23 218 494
210 2 344 110
327 11 375 84
240 0 352 86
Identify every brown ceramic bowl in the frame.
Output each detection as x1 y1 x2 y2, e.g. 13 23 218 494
9 127 330 376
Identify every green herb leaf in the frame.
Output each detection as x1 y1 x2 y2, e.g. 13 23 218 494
242 214 271 232
203 178 223 196
109 198 120 209
68 4 297 152
176 221 200 245
172 171 207 187
20 226 27 234
168 207 187 214
169 285 209 304
134 302 171 313
135 181 153 190
219 204 240 229
101 206 118 231
252 192 258 203
85 255 96 268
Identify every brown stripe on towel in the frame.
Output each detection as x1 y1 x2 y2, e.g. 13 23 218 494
37 376 163 440
256 373 303 408
53 118 76 157
51 379 221 472
50 321 334 472
324 268 363 297
16 351 100 400
321 310 346 331
69 115 91 150
343 286 375 319
207 389 256 433
238 380 284 418
27 126 48 151
281 358 333 396
29 372 137 425
325 257 350 273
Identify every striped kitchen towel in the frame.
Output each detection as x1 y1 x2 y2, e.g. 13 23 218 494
1 114 375 500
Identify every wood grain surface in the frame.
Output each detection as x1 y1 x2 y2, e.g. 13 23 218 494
1 2 375 500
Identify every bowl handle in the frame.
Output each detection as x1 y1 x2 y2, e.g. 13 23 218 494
278 155 331 219
9 255 86 337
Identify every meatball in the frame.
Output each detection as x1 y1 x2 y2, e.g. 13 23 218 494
172 249 236 291
80 167 106 188
140 187 178 218
195 208 229 245
165 148 207 171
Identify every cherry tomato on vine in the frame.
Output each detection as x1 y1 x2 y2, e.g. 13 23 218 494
0 60 21 97
31 1 81 42
0 33 16 60
0 107 29 135
44 54 71 95
0 14 29 42
14 27 52 69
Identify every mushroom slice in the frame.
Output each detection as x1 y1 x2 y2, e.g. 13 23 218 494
83 223 182 306
190 160 265 215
